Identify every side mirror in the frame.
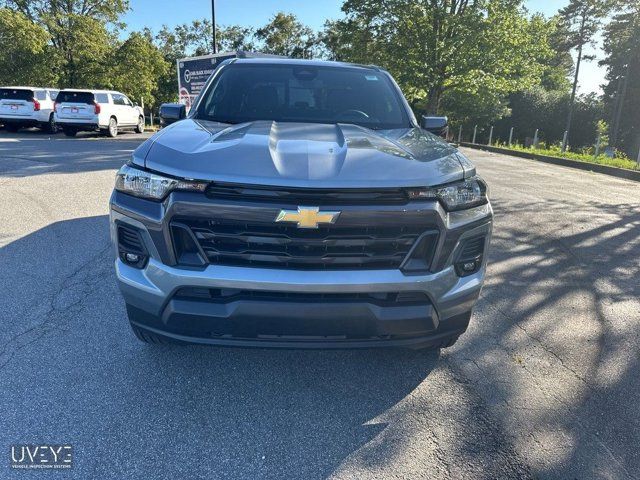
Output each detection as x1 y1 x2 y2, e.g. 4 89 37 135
421 116 448 138
160 103 187 126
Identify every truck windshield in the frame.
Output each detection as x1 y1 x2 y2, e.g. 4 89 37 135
195 63 411 130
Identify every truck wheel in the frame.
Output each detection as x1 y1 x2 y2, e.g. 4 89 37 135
438 335 460 349
46 114 57 133
62 128 77 137
135 116 145 134
107 117 118 137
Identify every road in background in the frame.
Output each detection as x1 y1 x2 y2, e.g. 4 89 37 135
0 134 638 479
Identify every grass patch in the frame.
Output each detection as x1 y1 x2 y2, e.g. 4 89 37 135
491 142 640 171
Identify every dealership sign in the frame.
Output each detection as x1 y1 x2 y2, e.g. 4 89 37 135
176 51 284 111
177 53 236 110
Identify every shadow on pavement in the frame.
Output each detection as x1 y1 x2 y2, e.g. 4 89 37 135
0 131 147 177
4 192 638 478
0 216 450 479
454 196 640 478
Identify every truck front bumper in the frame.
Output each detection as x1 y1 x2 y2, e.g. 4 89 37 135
111 192 492 349
117 256 484 348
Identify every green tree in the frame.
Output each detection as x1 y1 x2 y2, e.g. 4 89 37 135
542 15 575 92
557 0 611 150
154 20 255 59
107 31 169 111
255 12 316 58
150 20 255 107
0 8 53 85
493 88 603 148
0 0 129 87
324 0 554 124
600 0 639 158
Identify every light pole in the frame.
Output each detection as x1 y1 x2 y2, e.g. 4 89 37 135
211 0 217 54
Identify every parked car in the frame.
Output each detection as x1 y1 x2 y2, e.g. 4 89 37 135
0 86 59 133
54 89 145 137
111 58 492 349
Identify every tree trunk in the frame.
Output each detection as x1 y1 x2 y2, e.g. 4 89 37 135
426 85 443 115
564 14 587 151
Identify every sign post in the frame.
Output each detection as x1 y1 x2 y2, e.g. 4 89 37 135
211 0 217 54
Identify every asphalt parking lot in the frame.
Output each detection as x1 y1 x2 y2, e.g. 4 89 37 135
1 129 639 479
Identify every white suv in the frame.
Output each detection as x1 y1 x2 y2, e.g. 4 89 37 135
0 86 59 133
55 89 145 137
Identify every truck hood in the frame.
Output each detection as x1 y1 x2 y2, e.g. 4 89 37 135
136 119 474 188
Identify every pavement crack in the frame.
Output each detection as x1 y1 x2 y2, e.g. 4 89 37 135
493 303 590 387
0 243 112 370
465 303 637 479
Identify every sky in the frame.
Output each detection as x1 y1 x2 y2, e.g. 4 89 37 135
122 0 606 94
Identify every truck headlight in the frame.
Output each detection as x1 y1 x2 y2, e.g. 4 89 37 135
407 176 488 211
114 164 207 200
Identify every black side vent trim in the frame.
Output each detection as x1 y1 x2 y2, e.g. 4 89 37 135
459 236 485 260
455 236 486 277
118 225 144 253
117 225 148 268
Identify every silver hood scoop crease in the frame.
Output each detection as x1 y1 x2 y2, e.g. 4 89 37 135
139 119 471 188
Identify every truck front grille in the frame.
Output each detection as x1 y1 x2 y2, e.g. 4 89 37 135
172 218 433 270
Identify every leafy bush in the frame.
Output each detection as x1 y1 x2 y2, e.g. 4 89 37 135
493 141 639 171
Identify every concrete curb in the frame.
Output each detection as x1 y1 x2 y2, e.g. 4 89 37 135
461 142 640 183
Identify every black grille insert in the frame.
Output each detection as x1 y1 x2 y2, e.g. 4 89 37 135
175 287 430 306
205 183 409 205
172 218 429 270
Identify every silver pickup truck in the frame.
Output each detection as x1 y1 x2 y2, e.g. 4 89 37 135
110 58 492 349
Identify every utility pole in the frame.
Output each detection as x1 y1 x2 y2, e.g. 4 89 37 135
211 0 217 54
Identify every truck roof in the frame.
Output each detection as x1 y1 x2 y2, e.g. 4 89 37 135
229 57 383 72
2 86 58 90
57 88 119 94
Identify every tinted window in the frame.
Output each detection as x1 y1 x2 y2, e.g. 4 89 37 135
49 90 59 100
0 89 34 101
195 64 410 130
95 93 109 103
35 90 47 100
112 94 125 106
57 91 95 104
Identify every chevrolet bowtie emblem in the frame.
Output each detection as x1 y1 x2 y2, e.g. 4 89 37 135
275 206 341 229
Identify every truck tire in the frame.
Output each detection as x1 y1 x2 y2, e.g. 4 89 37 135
438 336 460 349
45 114 56 133
135 116 144 134
106 117 118 137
